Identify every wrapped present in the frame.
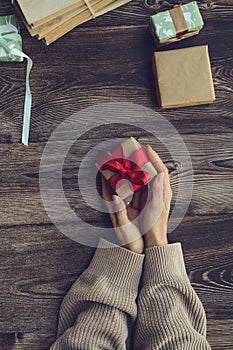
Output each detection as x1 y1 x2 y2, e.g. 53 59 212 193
0 15 33 145
0 15 23 62
150 1 204 46
96 137 157 200
152 45 215 108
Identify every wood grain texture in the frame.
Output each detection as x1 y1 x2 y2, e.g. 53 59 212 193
0 0 232 348
0 333 56 350
0 134 232 227
0 320 232 350
0 25 232 143
207 320 233 350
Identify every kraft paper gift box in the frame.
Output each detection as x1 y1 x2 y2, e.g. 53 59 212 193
150 1 204 46
152 45 215 109
96 137 157 200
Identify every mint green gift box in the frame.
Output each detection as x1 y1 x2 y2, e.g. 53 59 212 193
0 15 33 146
150 1 204 45
0 15 23 62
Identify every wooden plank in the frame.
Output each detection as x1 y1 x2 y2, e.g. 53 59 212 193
83 0 233 24
0 24 232 143
0 319 232 350
0 224 95 332
207 320 233 350
0 0 232 348
1 1 233 30
0 333 55 349
0 133 232 227
0 221 232 333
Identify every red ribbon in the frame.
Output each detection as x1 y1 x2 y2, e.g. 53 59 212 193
97 144 151 192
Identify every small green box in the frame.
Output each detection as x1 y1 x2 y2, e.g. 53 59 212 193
150 1 204 45
0 15 23 62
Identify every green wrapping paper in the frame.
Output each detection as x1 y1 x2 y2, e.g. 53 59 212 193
150 1 204 45
0 15 32 145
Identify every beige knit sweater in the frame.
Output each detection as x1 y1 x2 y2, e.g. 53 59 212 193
50 239 211 349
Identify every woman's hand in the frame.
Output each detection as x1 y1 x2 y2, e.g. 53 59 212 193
140 145 172 247
101 145 172 251
101 176 144 254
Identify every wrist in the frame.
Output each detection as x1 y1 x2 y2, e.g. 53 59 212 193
143 229 168 247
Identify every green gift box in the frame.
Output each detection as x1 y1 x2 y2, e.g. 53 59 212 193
0 15 23 62
0 15 33 146
150 1 204 46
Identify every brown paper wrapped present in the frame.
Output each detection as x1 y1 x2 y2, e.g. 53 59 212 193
153 45 215 108
96 137 157 200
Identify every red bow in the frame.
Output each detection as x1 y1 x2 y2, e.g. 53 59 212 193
97 145 151 192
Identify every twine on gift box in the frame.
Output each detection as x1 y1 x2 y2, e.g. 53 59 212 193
84 0 96 18
170 5 188 37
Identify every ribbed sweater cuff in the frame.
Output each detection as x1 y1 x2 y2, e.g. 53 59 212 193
143 243 190 285
87 238 145 292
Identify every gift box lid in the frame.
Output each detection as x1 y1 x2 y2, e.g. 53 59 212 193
150 1 204 43
181 1 204 31
153 45 215 108
96 137 157 200
0 15 23 62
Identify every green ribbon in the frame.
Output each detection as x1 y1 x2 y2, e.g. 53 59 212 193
0 15 32 146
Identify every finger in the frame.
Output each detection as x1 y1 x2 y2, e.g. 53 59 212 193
108 210 117 229
151 172 165 208
131 190 141 210
112 195 129 226
101 176 112 202
163 177 172 210
140 190 148 211
146 145 172 197
146 145 168 174
101 176 117 227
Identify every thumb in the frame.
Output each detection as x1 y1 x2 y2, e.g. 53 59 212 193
151 172 165 207
112 195 129 226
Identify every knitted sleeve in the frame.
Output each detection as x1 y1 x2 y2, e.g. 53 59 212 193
50 239 144 350
133 243 211 350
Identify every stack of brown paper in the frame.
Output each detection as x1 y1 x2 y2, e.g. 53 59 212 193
12 0 132 45
153 45 215 108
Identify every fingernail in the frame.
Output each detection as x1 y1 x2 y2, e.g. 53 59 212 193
112 195 120 204
147 145 157 154
156 172 164 186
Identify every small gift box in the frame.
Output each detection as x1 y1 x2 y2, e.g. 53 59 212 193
150 1 204 46
96 137 157 200
0 15 33 145
0 15 23 62
153 45 215 108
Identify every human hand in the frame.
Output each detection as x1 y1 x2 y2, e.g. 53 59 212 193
101 176 144 254
140 145 172 247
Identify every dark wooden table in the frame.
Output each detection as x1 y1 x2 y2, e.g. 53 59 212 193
0 0 232 349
